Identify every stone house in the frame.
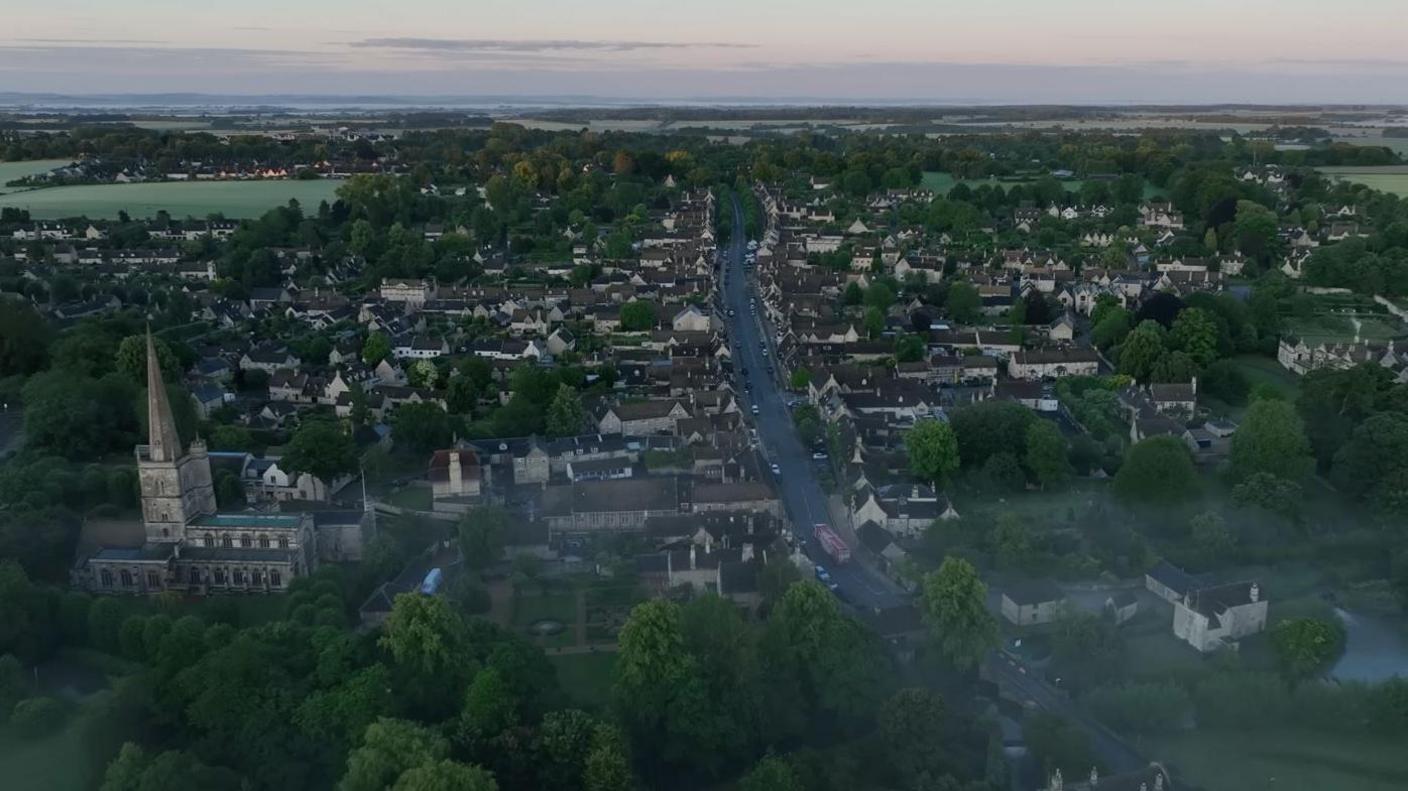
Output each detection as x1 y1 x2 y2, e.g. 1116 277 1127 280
1000 580 1067 626
1173 581 1268 653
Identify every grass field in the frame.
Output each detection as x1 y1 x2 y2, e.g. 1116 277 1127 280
0 159 74 194
921 171 1162 199
1285 314 1402 345
0 179 343 219
382 485 433 512
1317 166 1408 197
1230 354 1301 401
0 720 90 791
1150 729 1408 791
550 652 617 710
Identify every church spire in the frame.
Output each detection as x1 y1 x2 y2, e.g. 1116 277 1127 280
146 328 182 462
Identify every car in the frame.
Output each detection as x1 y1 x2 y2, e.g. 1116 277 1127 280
751 404 760 415
814 565 830 582
727 308 736 316
770 462 781 476
761 348 769 358
740 367 748 377
811 450 828 460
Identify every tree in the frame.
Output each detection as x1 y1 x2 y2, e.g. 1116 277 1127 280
1024 713 1096 781
392 761 498 791
536 709 598 789
546 384 585 438
863 306 885 339
1271 617 1344 682
379 596 468 678
1232 472 1302 518
1091 308 1131 350
1084 681 1191 735
340 718 451 791
460 667 518 743
458 506 508 569
1024 421 1071 489
739 755 802 791
1117 320 1167 382
1331 412 1408 514
582 723 633 791
393 403 452 455
1051 612 1124 694
1231 399 1313 482
407 360 439 389
115 334 180 384
789 368 811 390
362 332 392 366
619 302 655 331
0 301 51 376
1190 511 1235 563
282 418 359 484
950 400 1035 469
612 599 690 761
878 688 947 788
906 419 960 487
920 557 997 670
1170 307 1220 367
946 281 981 324
982 451 1027 493
1113 437 1199 505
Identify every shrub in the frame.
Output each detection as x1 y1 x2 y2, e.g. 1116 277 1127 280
10 696 67 737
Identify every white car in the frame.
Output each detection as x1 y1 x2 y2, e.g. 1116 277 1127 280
770 462 781 477
751 404 760 415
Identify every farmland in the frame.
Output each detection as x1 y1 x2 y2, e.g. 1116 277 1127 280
1317 165 1408 197
0 159 74 194
921 171 1163 199
0 179 343 219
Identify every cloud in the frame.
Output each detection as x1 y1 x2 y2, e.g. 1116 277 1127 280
347 37 755 53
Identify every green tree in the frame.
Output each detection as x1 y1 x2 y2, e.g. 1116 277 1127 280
362 332 392 366
392 402 452 455
1271 617 1345 681
1113 437 1199 505
115 334 181 384
1024 420 1071 489
1231 399 1313 482
459 667 518 743
789 368 811 389
863 306 885 339
920 557 997 670
583 723 633 791
1170 307 1220 367
536 709 598 790
340 718 451 791
619 302 655 331
1051 612 1124 694
1232 472 1302 518
878 688 947 788
946 281 981 324
1117 320 1167 382
1190 510 1236 563
950 399 1035 469
906 418 960 487
1091 308 1132 350
1331 412 1408 514
546 384 585 438
739 754 803 791
378 596 468 678
391 761 497 791
458 507 508 569
282 418 359 484
0 301 51 376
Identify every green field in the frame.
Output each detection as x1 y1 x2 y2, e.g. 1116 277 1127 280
921 171 1161 199
0 159 75 194
1318 166 1408 197
1230 354 1301 401
0 721 90 791
1284 314 1403 345
1150 729 1408 791
0 179 343 219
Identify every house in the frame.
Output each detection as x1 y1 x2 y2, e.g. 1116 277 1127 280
567 457 634 482
598 400 691 436
1144 560 1196 604
428 448 483 506
856 521 908 572
1173 581 1268 652
1000 580 1067 626
1007 348 1100 380
671 304 712 332
540 476 687 537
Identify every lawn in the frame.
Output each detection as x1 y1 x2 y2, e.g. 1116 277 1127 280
0 721 91 791
920 171 1161 198
0 159 75 194
382 485 433 512
1285 314 1403 346
1229 354 1300 402
0 179 344 219
513 592 578 626
1149 729 1408 791
550 652 617 710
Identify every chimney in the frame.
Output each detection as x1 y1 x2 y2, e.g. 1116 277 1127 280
1190 375 1198 395
1050 769 1063 791
1089 767 1098 787
1153 774 1163 791
1249 582 1260 603
448 452 462 494
689 543 697 570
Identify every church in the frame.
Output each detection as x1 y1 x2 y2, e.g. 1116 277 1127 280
75 332 363 595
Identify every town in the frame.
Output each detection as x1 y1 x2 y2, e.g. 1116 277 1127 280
0 105 1407 791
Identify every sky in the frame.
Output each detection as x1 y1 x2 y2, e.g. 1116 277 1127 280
4 0 1408 103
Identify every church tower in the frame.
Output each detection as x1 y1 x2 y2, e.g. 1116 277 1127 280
136 330 216 543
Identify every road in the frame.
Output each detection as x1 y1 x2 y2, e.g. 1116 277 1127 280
720 195 906 611
985 652 1145 773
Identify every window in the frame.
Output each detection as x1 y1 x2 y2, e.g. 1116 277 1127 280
278 536 289 550
213 568 225 584
259 535 270 549
269 570 282 587
233 568 244 585
119 569 132 587
190 568 202 584
146 571 160 589
252 570 263 586
221 534 232 548
240 534 251 548
100 568 113 588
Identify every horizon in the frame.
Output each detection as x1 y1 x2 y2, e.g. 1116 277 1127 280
7 0 1408 103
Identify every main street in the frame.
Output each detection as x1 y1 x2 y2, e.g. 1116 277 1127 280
720 195 906 611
